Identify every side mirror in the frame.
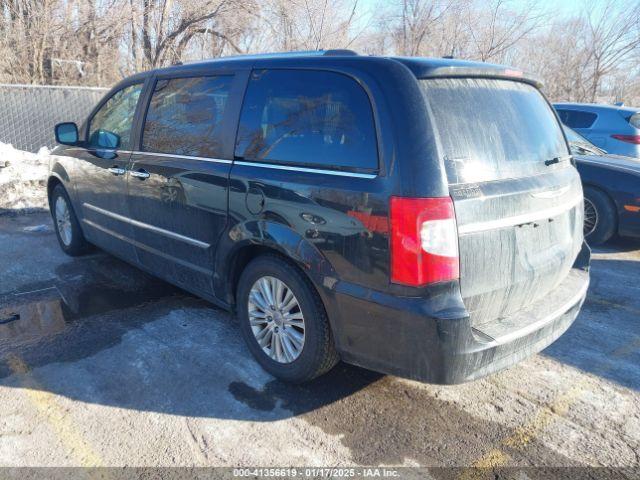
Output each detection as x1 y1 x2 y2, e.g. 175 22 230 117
55 122 79 145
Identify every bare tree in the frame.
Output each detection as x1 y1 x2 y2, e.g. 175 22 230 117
0 0 638 107
251 0 362 52
582 0 640 101
464 0 547 62
137 0 251 68
393 0 451 56
517 18 592 102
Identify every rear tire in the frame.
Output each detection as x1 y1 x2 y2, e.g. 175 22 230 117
50 184 89 256
236 254 339 383
583 186 616 245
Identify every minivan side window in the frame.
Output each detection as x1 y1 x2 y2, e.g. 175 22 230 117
235 69 378 170
142 76 233 158
556 109 597 129
88 83 143 150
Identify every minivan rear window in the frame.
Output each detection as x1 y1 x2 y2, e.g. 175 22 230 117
421 78 568 184
556 109 598 129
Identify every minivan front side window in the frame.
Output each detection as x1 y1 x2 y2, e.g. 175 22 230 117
142 76 233 158
235 69 378 171
88 83 143 150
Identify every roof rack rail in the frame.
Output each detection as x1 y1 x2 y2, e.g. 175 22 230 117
322 49 358 56
181 50 359 66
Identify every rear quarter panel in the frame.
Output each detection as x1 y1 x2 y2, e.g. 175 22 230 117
218 58 447 303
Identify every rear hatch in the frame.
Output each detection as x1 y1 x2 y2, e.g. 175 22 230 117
421 78 584 327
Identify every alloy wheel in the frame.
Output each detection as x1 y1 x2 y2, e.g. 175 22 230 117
248 276 305 363
583 197 598 237
55 196 72 246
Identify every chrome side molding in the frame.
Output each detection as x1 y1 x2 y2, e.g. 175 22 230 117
83 203 210 249
234 160 377 179
130 151 232 165
82 218 213 275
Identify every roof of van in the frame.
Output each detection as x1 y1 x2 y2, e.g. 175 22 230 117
132 50 542 87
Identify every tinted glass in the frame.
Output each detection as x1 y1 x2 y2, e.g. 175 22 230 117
235 69 378 170
556 109 597 129
89 83 143 149
562 125 603 155
563 125 593 145
421 78 568 184
142 76 233 157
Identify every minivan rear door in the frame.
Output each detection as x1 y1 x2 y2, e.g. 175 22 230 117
420 78 584 327
126 72 245 295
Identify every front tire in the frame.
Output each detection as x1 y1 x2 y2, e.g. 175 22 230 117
236 255 339 383
50 184 88 256
583 186 617 245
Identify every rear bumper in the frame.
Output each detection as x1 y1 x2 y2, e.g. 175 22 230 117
326 243 590 384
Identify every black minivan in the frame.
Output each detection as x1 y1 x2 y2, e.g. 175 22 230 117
49 51 590 384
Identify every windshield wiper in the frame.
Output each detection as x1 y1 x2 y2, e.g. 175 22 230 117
579 144 601 156
570 142 600 156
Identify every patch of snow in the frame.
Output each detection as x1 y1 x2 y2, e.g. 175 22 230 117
0 142 50 213
23 224 52 233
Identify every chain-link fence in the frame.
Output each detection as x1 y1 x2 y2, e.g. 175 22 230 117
0 84 108 152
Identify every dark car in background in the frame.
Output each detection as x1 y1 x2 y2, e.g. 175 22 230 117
47 51 590 384
555 102 640 158
564 125 640 245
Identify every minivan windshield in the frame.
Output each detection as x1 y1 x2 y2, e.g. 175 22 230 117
421 78 569 184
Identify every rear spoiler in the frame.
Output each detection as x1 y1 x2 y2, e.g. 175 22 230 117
418 66 543 89
390 57 543 88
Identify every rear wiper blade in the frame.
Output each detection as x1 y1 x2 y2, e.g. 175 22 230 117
544 155 571 166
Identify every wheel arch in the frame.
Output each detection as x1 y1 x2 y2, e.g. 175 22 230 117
47 175 64 203
47 163 73 203
216 220 337 311
583 182 616 204
583 183 620 219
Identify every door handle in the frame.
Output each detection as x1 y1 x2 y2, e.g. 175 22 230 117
108 166 126 176
130 169 150 180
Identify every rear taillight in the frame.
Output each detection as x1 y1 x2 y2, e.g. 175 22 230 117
389 197 459 286
611 134 640 144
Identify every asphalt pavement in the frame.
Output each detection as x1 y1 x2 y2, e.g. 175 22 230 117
0 211 638 468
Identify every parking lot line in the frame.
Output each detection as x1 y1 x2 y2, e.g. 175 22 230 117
502 382 588 451
460 333 640 473
6 354 104 467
